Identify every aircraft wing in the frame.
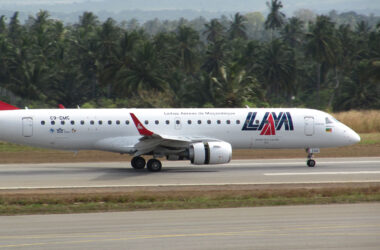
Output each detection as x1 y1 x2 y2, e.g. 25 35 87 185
130 113 220 156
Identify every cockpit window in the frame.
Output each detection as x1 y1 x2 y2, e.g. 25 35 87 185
325 117 334 124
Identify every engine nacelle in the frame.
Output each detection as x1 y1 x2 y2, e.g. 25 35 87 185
189 142 232 165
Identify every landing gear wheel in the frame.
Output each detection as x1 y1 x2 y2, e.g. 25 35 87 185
307 159 316 167
147 159 162 172
131 156 146 169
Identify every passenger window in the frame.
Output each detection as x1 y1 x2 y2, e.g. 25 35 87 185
198 120 202 124
41 121 45 125
81 120 85 125
71 120 75 125
145 120 149 125
98 120 103 125
207 120 211 124
108 120 112 125
90 120 94 125
51 121 55 125
255 120 259 124
176 120 180 125
116 120 120 125
125 120 130 125
155 120 159 125
226 120 231 124
217 120 221 124
236 120 240 124
188 120 192 124
61 121 65 125
166 120 170 125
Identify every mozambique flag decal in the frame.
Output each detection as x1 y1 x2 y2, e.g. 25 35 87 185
326 127 332 133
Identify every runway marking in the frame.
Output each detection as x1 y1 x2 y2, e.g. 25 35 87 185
265 171 380 176
228 160 380 166
1 223 379 248
1 180 380 190
0 159 379 168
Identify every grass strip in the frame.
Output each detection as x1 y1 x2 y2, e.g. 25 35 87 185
1 186 379 215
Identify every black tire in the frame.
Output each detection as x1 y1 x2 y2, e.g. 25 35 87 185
147 159 162 172
131 156 146 169
307 159 316 167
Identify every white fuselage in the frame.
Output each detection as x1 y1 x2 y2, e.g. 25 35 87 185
0 108 360 153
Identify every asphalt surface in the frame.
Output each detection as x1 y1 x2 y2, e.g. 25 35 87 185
0 157 379 189
0 203 379 249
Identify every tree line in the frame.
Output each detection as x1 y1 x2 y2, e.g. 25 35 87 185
0 0 379 110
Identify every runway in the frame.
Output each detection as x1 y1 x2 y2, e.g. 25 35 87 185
0 203 379 249
0 157 379 189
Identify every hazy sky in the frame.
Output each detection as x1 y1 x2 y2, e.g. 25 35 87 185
2 0 379 9
0 0 92 3
1 0 379 16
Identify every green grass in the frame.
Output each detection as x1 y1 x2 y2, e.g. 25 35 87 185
359 133 380 145
0 141 50 152
1 186 379 215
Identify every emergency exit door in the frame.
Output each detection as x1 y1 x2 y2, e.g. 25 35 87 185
304 116 314 136
22 117 33 137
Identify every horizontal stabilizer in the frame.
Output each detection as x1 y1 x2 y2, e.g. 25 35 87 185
0 101 20 110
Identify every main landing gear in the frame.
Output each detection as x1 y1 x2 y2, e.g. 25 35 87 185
131 156 162 172
306 148 319 167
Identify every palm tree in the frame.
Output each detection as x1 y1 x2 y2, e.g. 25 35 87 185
305 15 338 106
202 40 226 76
114 42 168 97
71 13 100 100
228 13 247 40
203 19 225 43
281 17 304 48
8 12 23 45
265 0 286 39
356 21 370 35
153 32 177 70
259 39 295 102
78 12 99 32
176 25 200 73
212 64 263 107
0 16 7 34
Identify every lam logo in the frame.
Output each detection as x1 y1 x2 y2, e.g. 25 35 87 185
242 112 294 135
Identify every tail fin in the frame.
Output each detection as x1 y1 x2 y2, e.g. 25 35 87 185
58 104 65 109
0 101 20 110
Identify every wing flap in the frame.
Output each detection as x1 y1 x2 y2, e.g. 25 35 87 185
129 112 221 156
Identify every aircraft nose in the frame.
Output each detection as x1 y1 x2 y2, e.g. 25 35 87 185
349 130 361 144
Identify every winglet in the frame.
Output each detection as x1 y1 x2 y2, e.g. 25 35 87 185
130 113 154 136
0 101 20 110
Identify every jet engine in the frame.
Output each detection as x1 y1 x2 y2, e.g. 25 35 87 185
189 141 232 165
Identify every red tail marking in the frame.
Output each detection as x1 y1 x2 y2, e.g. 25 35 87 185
58 104 65 109
130 113 154 136
260 113 276 135
0 101 19 110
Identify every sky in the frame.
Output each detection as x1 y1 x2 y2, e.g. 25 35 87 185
1 0 379 20
1 0 379 11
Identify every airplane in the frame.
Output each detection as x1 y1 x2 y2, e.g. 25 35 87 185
0 100 360 172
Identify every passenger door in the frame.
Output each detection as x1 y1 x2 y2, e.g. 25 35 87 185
304 116 314 136
22 117 33 137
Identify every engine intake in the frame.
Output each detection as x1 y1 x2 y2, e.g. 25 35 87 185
189 142 232 165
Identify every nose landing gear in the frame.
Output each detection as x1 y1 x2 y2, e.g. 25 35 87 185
306 148 319 167
307 158 316 167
